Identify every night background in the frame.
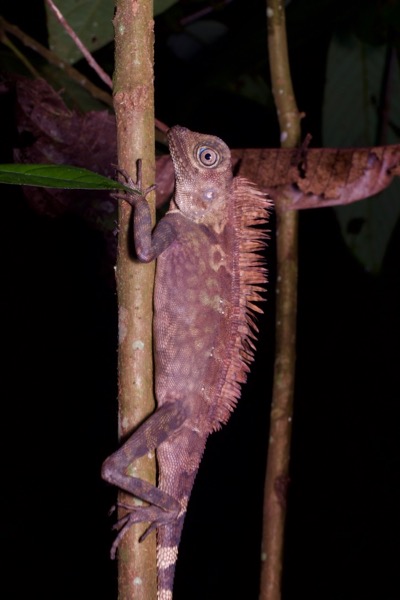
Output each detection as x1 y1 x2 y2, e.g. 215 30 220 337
1 1 399 598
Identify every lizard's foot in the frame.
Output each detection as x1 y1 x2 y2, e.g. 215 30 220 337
109 503 179 559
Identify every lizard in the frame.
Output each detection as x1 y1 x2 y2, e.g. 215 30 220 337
101 125 271 599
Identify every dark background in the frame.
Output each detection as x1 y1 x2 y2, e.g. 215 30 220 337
1 1 399 598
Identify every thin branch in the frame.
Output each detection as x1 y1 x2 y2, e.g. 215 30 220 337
0 15 170 140
0 30 41 78
155 118 169 135
0 16 113 107
180 0 233 26
113 0 157 599
260 1 301 599
45 0 113 89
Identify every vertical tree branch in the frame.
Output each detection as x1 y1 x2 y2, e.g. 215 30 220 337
260 2 300 599
113 1 157 599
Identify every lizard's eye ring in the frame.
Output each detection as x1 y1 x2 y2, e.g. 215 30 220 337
197 146 220 168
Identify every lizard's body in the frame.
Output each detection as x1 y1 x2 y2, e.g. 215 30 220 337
102 126 271 598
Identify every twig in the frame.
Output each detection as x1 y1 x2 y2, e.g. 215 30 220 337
45 0 113 89
180 0 233 26
0 16 113 107
0 14 170 138
0 29 41 78
155 118 169 135
259 1 301 599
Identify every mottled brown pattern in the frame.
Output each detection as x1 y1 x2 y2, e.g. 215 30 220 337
232 144 400 209
102 126 271 598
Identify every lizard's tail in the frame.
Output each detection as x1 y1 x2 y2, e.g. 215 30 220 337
155 424 208 598
156 515 186 600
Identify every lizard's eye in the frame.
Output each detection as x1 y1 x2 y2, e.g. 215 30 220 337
197 146 220 168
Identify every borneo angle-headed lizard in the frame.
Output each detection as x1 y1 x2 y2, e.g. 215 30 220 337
101 125 271 599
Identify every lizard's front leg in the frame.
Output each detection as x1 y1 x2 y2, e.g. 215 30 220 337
113 161 176 262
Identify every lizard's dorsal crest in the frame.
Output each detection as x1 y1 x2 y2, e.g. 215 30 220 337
211 175 272 427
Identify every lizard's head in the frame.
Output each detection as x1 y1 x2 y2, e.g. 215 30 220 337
167 125 233 223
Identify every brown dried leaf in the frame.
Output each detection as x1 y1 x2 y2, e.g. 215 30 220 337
13 78 117 222
14 79 117 176
232 146 400 210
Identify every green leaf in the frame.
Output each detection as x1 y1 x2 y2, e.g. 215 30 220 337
0 164 135 192
335 180 400 273
323 33 400 272
45 0 114 65
322 34 399 147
